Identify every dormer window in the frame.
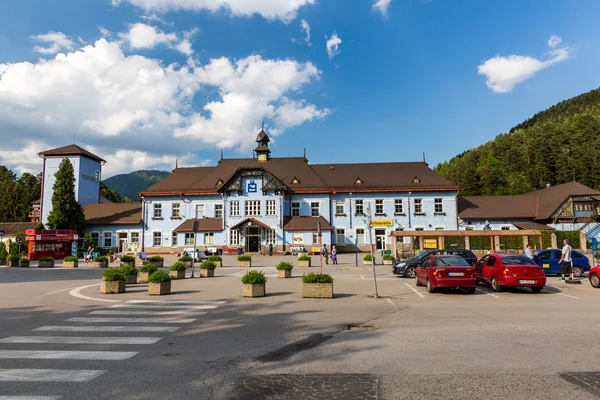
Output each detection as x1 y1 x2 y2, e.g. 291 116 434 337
216 179 224 186
412 176 421 184
292 176 300 184
355 177 363 185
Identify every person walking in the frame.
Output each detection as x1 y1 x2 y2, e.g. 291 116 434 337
558 239 573 282
322 243 329 265
85 247 93 263
331 245 338 265
525 243 534 260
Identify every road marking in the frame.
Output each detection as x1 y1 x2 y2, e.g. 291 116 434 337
0 350 137 361
44 287 78 295
341 267 346 271
366 267 373 271
127 300 226 305
0 369 105 382
404 283 425 298
69 284 121 303
66 317 195 323
110 304 218 310
476 288 500 298
542 289 580 299
386 298 398 309
89 310 207 316
361 275 366 280
33 326 180 333
0 396 61 400
0 336 161 345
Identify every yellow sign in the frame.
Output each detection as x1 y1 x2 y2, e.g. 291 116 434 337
370 219 393 227
424 239 438 249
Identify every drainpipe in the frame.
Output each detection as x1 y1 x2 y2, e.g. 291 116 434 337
280 190 284 252
408 192 412 229
329 192 334 245
141 196 146 252
349 192 353 229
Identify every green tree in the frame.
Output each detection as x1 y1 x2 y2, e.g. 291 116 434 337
46 158 86 233
81 234 97 251
34 222 45 230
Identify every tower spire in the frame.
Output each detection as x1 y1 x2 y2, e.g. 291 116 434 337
255 126 271 162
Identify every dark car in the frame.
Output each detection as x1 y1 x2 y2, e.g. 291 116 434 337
392 249 478 278
533 249 590 277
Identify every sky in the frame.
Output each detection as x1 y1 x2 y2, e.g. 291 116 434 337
1 0 600 178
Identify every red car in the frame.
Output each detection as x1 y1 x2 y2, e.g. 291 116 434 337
475 253 546 293
415 254 477 294
589 266 600 288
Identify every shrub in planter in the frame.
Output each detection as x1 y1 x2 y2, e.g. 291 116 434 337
139 264 158 283
120 264 139 284
297 255 311 268
237 255 252 268
149 255 164 268
93 256 109 268
7 254 19 268
148 270 171 295
276 261 294 278
363 254 376 265
0 245 7 266
120 255 136 267
38 256 55 268
101 268 126 294
63 255 78 268
19 258 30 268
241 270 266 297
207 255 223 268
169 262 187 280
301 273 334 298
200 261 217 277
382 254 395 265
179 255 193 268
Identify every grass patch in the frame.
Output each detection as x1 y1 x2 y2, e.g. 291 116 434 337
149 270 171 283
302 273 334 284
276 262 294 271
241 270 267 284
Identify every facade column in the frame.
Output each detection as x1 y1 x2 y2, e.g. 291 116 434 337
464 236 470 250
551 233 558 249
522 235 528 250
580 232 587 252
419 237 424 252
392 235 397 259
494 236 500 252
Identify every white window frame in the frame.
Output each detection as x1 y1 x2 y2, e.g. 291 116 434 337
291 202 300 217
395 228 404 243
415 227 425 231
215 204 223 219
230 201 240 217
311 202 320 217
230 229 240 245
172 203 180 218
195 204 205 219
204 232 214 245
312 232 319 245
245 200 261 216
355 200 364 215
501 226 511 231
336 228 346 246
129 231 140 244
414 199 423 214
153 204 162 219
171 231 178 246
434 198 443 214
90 231 100 247
265 229 276 244
185 233 195 245
356 228 365 245
375 199 384 215
435 227 445 231
152 231 162 247
394 199 403 214
102 231 112 248
266 200 276 216
336 200 344 215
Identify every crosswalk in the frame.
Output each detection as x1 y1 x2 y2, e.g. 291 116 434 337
0 299 225 399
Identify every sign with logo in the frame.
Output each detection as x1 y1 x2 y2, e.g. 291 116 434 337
370 220 393 227
293 233 303 244
0 230 5 237
71 242 78 257
247 180 257 193
15 235 25 244
423 239 438 249
592 238 598 252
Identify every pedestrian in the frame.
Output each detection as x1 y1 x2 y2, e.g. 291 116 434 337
558 239 573 282
331 245 338 265
322 243 329 265
269 242 273 256
85 247 93 263
525 243 534 259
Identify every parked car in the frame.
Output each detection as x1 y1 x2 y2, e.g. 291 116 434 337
589 265 600 288
415 254 477 294
532 249 590 277
475 253 546 293
393 249 477 278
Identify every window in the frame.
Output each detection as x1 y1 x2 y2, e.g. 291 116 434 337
185 233 195 245
434 198 443 214
153 231 162 247
501 226 510 230
312 232 319 245
266 200 276 216
414 199 423 214
171 231 178 246
311 202 320 217
265 229 276 244
215 204 223 219
172 203 180 218
394 199 403 214
395 228 404 243
130 232 139 244
230 230 240 245
291 202 300 217
355 200 364 215
245 200 261 216
336 228 346 245
91 232 99 247
356 228 365 245
204 233 214 245
103 232 112 248
336 200 344 215
230 201 240 217
415 227 424 231
465 226 474 231
153 204 162 219
195 204 205 219
375 199 384 215
435 227 444 231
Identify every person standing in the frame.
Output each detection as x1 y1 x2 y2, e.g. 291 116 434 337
525 244 534 259
558 239 573 282
269 242 273 256
331 245 338 265
322 243 329 265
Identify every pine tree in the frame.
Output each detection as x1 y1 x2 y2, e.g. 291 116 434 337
46 158 86 232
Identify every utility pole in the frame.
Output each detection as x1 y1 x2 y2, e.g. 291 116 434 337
318 221 322 274
191 220 199 278
366 205 379 298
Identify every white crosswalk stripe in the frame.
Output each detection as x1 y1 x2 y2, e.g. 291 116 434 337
0 350 138 360
110 304 218 309
0 369 105 382
0 336 161 345
65 317 196 323
88 310 207 316
33 326 180 332
126 299 226 304
0 396 61 400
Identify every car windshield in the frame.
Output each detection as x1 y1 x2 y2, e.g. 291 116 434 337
502 256 537 266
434 257 469 267
415 252 431 260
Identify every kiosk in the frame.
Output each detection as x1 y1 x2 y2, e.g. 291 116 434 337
25 229 79 260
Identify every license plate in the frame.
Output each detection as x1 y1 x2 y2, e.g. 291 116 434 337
448 272 464 277
519 280 536 284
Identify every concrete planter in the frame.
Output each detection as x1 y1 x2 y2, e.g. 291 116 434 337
149 281 171 295
383 260 394 265
237 261 252 268
200 269 215 278
8 260 19 268
0 260 6 266
93 261 108 268
124 274 137 284
150 261 164 269
63 261 78 268
120 261 135 268
101 281 126 294
211 261 222 268
298 252 309 259
363 260 376 266
38 261 55 268
242 283 265 298
19 260 29 268
278 270 292 278
139 272 150 283
170 270 185 280
302 283 334 298
297 260 311 268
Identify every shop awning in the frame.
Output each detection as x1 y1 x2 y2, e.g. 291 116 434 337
283 216 332 231
173 218 223 232
230 218 271 230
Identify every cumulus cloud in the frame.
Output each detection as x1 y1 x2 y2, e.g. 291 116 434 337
300 19 311 46
175 28 199 56
0 38 328 177
113 0 315 22
119 22 177 50
326 32 342 59
31 31 74 54
372 0 392 17
477 36 570 93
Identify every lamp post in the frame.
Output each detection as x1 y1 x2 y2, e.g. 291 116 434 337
366 204 379 298
191 220 199 278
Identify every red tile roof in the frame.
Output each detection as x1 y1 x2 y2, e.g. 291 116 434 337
0 222 37 236
230 218 272 230
83 203 142 225
39 144 105 163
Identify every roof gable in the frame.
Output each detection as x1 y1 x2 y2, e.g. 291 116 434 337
39 144 105 163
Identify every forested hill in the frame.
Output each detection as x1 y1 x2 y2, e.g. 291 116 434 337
103 170 170 200
435 87 600 196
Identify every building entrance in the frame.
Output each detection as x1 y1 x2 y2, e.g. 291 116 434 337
375 229 386 250
245 226 261 252
118 232 128 253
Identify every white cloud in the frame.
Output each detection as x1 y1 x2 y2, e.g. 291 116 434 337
548 35 562 48
98 26 111 38
326 32 342 59
119 22 177 50
477 37 570 93
300 19 311 46
31 31 74 55
372 0 392 17
140 14 169 25
175 28 199 56
114 0 315 22
0 38 327 177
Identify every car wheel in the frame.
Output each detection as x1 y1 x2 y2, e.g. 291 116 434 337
405 267 416 279
415 275 423 287
573 266 584 278
491 277 503 292
466 287 476 295
427 279 436 293
590 273 600 288
531 286 543 294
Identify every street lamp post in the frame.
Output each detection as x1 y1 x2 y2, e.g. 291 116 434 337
191 220 199 278
366 205 379 298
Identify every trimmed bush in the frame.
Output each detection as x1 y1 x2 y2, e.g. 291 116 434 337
139 264 158 274
103 268 125 282
382 254 395 261
200 261 217 270
149 270 171 283
94 256 109 262
302 273 334 284
179 256 193 262
276 262 294 271
120 265 138 276
149 255 164 262
20 258 29 265
121 255 136 263
0 245 7 260
169 262 187 272
207 256 222 262
363 254 374 261
298 255 310 261
7 255 19 262
63 256 77 262
237 255 252 262
39 257 54 262
241 270 267 284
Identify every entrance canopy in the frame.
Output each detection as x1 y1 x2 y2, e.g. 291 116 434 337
230 218 271 231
